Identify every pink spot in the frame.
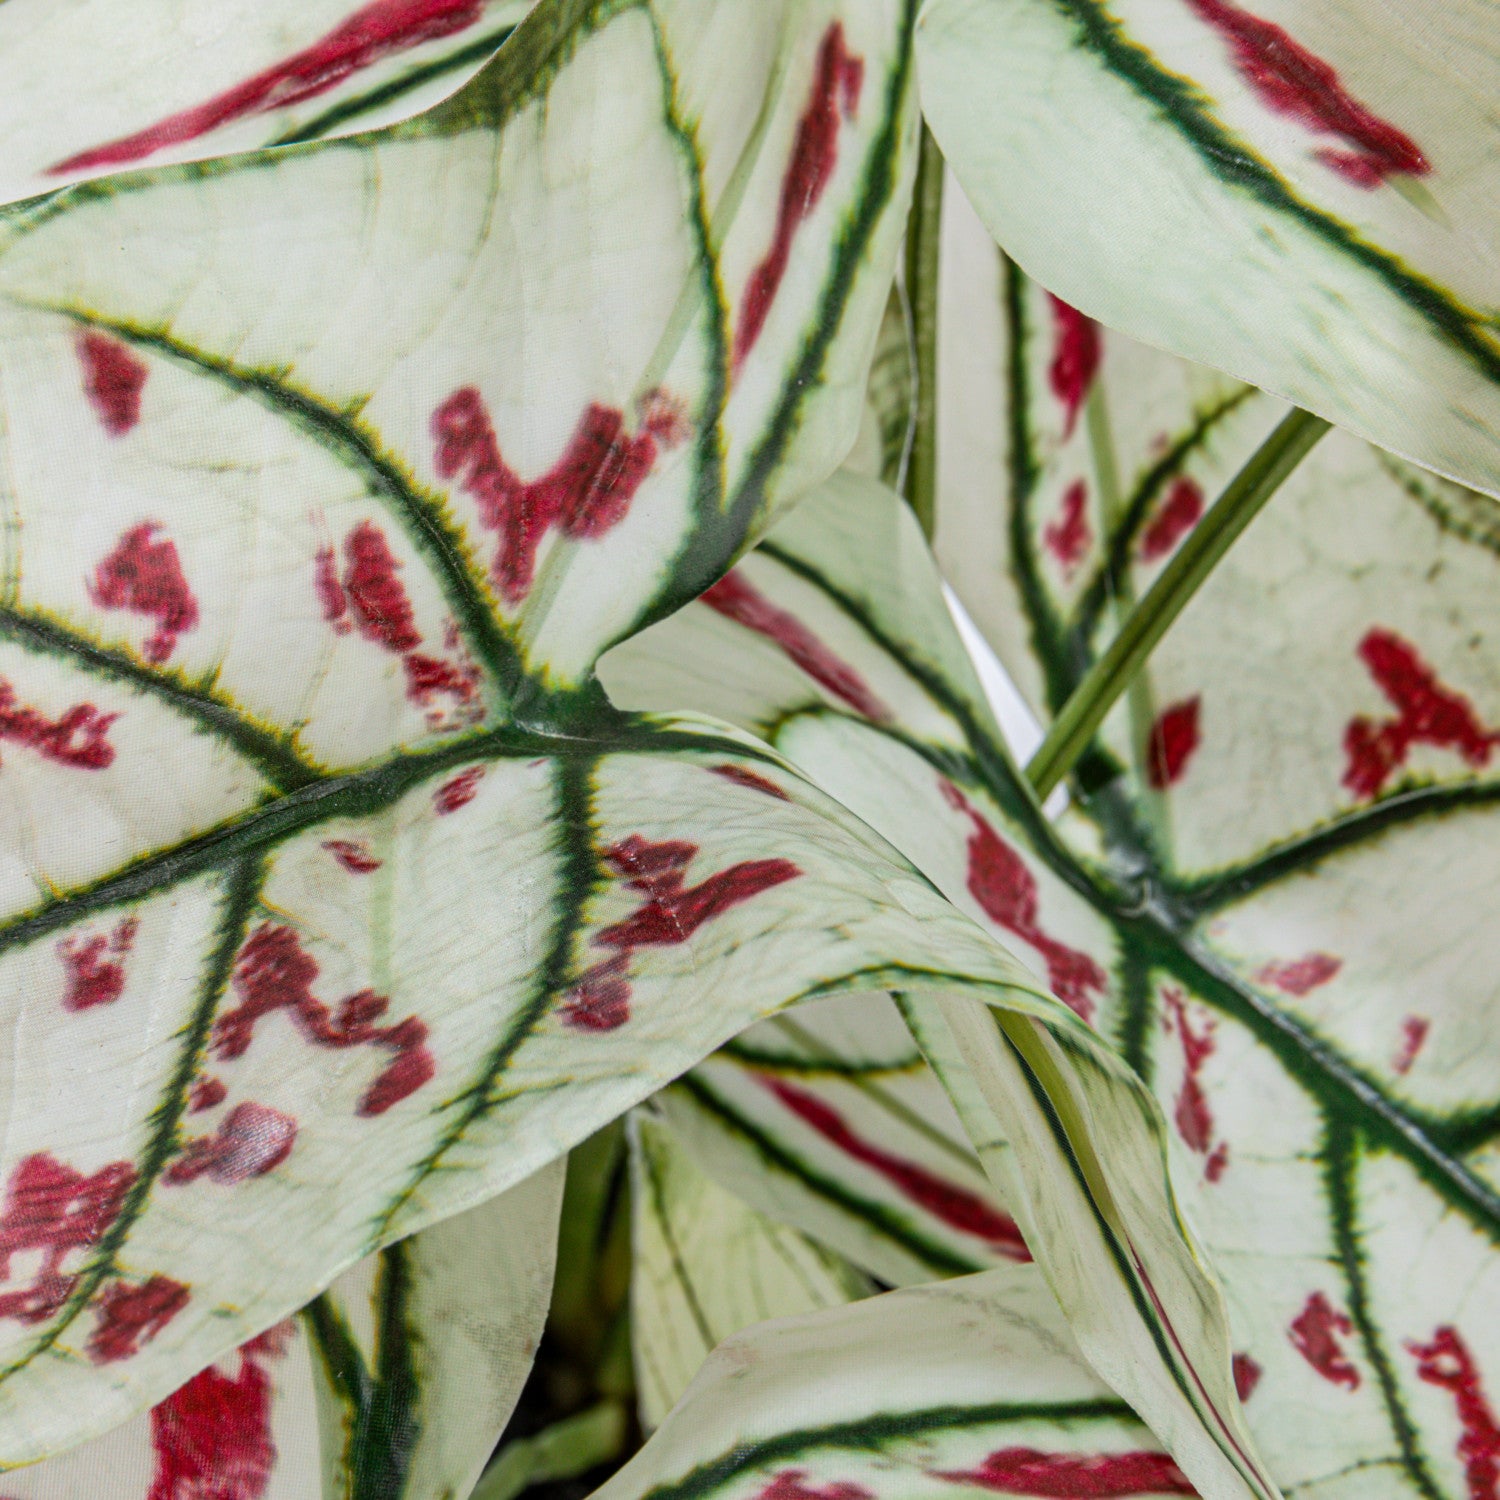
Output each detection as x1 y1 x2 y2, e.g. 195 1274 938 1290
1205 1142 1229 1183
1146 698 1201 790
190 1076 229 1113
0 1153 136 1326
562 836 801 1033
165 1102 298 1186
91 522 199 663
88 1274 190 1363
51 0 487 175
1289 1291 1360 1389
0 680 117 771
710 763 791 799
1139 477 1204 562
940 781 1105 1023
734 24 863 370
322 839 382 873
343 521 421 653
58 917 137 1011
703 570 893 722
1233 1352 1262 1402
1042 479 1091 575
433 388 687 604
932 1447 1196 1496
147 1323 292 1500
77 332 148 436
758 1474 871 1500
1343 629 1500 799
434 765 483 814
1254 952 1341 996
313 545 351 635
760 1074 1029 1258
1185 0 1429 187
1394 1015 1430 1076
1162 987 1220 1168
216 923 434 1117
1409 1326 1500 1500
1047 295 1101 439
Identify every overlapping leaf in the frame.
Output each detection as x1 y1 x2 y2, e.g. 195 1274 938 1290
916 0 1500 503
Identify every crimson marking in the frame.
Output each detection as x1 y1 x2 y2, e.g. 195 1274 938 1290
1393 1015 1430 1075
759 1074 1029 1258
563 835 800 1032
342 520 421 652
323 839 382 873
1184 0 1429 187
703 570 894 723
51 0 488 175
1409 1325 1500 1500
190 1076 229 1113
941 781 1105 1023
59 918 138 1010
217 923 434 1117
1343 628 1499 798
89 1274 190 1363
0 679 117 771
1162 987 1226 1180
1047 295 1101 439
1139 477 1204 562
734 24 864 370
758 1474 871 1500
165 1102 298 1186
1146 698 1201 789
1042 479 1091 575
434 765 484 814
1289 1291 1360 1389
91 522 200 663
1254 953 1340 996
78 332 148 436
709 763 790 800
932 1446 1196 1496
1233 1352 1262 1402
433 386 687 603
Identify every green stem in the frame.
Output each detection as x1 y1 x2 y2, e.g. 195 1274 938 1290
903 123 944 540
1025 407 1330 801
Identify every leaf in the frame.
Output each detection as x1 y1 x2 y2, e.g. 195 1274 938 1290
662 993 1029 1287
628 1108 867 1430
596 1262 1197 1500
602 472 1280 1499
3 1160 562 1500
914 0 1500 502
0 0 535 203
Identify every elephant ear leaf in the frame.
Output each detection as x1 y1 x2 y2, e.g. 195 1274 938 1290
916 0 1500 501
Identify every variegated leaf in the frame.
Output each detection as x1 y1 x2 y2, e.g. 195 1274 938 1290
628 1109 867 1430
597 1263 1197 1500
3 1160 561 1499
915 0 1500 501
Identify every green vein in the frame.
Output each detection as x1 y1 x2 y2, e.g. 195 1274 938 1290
638 1125 718 1351
719 1037 924 1079
356 1244 424 1500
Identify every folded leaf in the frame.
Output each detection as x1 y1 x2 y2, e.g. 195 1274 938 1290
916 0 1500 501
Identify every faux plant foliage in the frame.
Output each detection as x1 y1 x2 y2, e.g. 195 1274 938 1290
0 0 954 1458
915 0 1500 502
3 1161 562 1500
0 0 535 205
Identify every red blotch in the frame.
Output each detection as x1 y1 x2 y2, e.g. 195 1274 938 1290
343 520 421 653
190 1076 229 1113
1146 698 1201 790
1185 0 1429 187
562 836 801 1033
51 0 487 175
1047 295 1101 439
433 387 686 604
1162 987 1221 1169
1139 477 1204 562
1394 1015 1431 1076
940 781 1105 1023
1254 952 1341 996
760 1074 1029 1258
1205 1142 1229 1184
0 1153 136 1326
0 679 117 771
88 1274 190 1363
58 917 137 1011
91 522 200 663
1409 1326 1500 1500
1233 1352 1262 1402
932 1447 1196 1496
734 24 863 370
1342 628 1500 799
759 1473 871 1500
147 1323 292 1500
1042 479 1091 575
1289 1291 1361 1389
217 923 434 1117
77 332 148 436
710 763 791 800
703 570 893 723
165 1102 298 1187
314 544 351 635
322 839 382 873
434 765 484 814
